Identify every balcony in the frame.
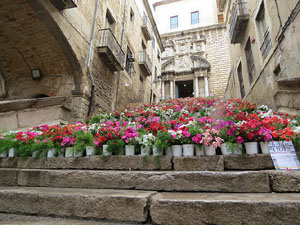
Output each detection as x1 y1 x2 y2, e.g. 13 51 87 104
97 29 125 72
141 16 152 41
138 51 152 76
50 0 77 10
229 1 249 44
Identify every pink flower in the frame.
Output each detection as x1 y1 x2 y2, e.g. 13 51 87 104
237 136 244 144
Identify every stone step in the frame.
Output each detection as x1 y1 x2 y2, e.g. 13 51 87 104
0 213 146 225
0 169 272 193
0 154 286 171
0 187 155 223
150 192 300 225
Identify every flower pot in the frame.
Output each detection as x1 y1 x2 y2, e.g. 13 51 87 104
65 147 83 157
8 148 15 157
58 148 65 158
153 146 162 156
245 142 258 155
125 145 135 156
260 142 270 155
204 145 216 156
86 146 96 156
233 144 243 155
141 146 150 156
0 151 8 157
32 151 39 158
183 144 194 156
172 145 182 156
165 146 172 156
220 143 233 155
47 148 56 158
195 145 205 156
103 144 112 156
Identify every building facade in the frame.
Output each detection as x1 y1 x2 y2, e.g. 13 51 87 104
222 0 300 114
152 0 231 99
0 0 163 130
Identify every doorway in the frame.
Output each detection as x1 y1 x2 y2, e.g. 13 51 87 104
175 80 194 98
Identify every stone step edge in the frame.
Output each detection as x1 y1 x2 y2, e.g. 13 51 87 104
1 169 300 193
1 153 294 171
1 187 300 225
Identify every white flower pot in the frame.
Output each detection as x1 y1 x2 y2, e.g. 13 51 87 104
204 145 216 156
0 151 8 157
233 144 243 155
58 148 65 158
260 142 270 154
65 147 82 157
103 144 112 156
47 148 56 158
141 146 150 156
86 146 96 156
32 151 39 158
220 143 233 155
8 148 15 157
153 146 162 156
245 142 259 155
195 145 205 156
165 146 173 156
183 144 194 156
125 145 135 156
172 145 182 156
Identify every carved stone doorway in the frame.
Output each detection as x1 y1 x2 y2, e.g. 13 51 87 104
175 80 194 98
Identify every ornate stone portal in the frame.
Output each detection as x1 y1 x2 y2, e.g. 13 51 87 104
161 33 211 99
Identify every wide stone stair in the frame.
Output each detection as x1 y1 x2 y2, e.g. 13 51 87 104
0 155 300 225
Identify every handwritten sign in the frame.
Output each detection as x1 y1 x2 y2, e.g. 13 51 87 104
269 141 300 170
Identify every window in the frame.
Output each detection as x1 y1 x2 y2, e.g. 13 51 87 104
105 9 115 32
130 8 134 22
256 1 272 59
140 75 144 83
245 38 255 84
157 49 160 61
170 16 178 29
154 66 157 81
237 62 245 98
191 11 199 24
125 46 133 74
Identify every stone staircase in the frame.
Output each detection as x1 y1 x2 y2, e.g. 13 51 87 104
0 155 300 225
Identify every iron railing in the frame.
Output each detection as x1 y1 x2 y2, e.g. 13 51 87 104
229 1 247 40
140 51 152 73
98 28 125 67
260 28 272 59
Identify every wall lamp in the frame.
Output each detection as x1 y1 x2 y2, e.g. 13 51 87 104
32 69 42 80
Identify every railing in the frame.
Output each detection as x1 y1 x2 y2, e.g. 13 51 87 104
229 1 247 40
98 28 125 67
260 28 272 59
140 51 152 72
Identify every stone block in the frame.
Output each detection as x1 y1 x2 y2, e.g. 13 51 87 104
224 155 274 170
0 112 18 131
0 169 18 186
269 171 300 192
0 187 155 223
150 192 300 225
0 158 18 168
173 156 224 171
17 156 172 170
17 169 270 193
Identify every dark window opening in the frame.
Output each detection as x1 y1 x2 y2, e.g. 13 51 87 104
245 38 255 84
130 8 134 22
237 62 245 98
106 9 116 32
140 75 144 83
32 94 49 99
175 80 194 98
125 46 133 74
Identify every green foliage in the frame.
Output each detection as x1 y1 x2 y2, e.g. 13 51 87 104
73 130 95 151
106 139 125 155
154 131 171 150
0 138 15 154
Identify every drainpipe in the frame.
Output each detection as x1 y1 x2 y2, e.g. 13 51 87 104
114 0 127 110
87 0 100 117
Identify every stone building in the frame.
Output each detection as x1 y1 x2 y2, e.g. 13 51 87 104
221 0 300 114
0 0 163 130
152 0 231 99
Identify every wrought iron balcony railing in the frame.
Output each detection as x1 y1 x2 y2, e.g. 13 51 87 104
229 1 249 44
139 51 152 76
97 28 125 72
141 16 152 41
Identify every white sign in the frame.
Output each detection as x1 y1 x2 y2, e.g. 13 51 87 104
269 141 300 170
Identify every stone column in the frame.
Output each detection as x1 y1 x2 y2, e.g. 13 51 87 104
170 80 174 99
204 76 209 97
194 77 199 97
161 81 165 100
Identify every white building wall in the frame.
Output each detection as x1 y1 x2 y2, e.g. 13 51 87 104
153 0 218 34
